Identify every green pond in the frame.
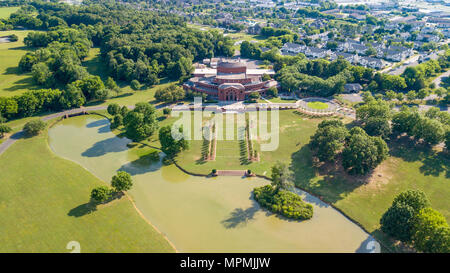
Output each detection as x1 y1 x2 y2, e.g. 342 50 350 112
48 115 378 253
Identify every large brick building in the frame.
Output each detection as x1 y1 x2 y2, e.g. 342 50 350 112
183 60 278 101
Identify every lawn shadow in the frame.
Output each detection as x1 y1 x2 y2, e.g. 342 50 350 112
68 192 125 217
389 135 449 178
290 145 367 204
68 202 97 217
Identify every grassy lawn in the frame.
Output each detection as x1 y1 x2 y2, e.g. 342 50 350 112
174 110 323 175
0 125 175 252
267 97 298 103
307 101 329 110
0 7 19 19
0 30 37 97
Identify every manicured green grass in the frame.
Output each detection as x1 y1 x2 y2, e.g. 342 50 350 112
0 126 175 253
267 97 298 103
0 30 36 97
175 110 322 176
307 101 329 110
0 7 19 19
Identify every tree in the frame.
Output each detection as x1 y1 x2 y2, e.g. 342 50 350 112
90 186 112 203
248 92 260 101
380 202 416 242
406 90 417 101
392 106 421 135
0 124 12 138
270 162 294 192
158 125 188 157
310 119 348 161
59 85 85 109
356 99 391 123
445 130 450 151
111 114 123 129
23 120 46 136
111 171 133 192
380 190 431 243
385 90 396 100
412 208 450 253
342 127 388 175
266 87 278 98
393 190 430 212
123 103 158 141
107 103 120 116
105 77 120 93
163 108 172 115
154 85 185 103
31 63 53 86
364 117 392 139
130 79 141 90
413 117 445 145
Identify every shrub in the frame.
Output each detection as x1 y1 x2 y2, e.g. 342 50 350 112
107 103 120 116
111 171 133 192
23 120 46 136
253 185 313 220
110 114 123 129
90 186 113 204
0 124 12 138
8 34 18 42
130 79 141 90
163 108 172 115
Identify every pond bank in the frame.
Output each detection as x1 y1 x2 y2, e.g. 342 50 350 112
47 115 380 252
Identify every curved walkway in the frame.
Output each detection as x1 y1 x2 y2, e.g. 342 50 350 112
0 106 107 156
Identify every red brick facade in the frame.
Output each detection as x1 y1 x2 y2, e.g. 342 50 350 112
183 61 278 101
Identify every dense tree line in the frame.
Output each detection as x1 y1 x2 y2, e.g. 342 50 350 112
276 57 373 96
0 0 235 121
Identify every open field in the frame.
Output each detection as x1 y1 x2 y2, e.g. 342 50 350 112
0 7 19 19
0 30 36 97
0 125 175 252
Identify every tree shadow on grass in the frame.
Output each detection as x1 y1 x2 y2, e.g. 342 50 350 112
68 192 125 217
68 202 97 217
389 135 449 178
290 145 367 204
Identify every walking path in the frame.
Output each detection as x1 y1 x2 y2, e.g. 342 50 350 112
216 170 247 176
0 106 109 156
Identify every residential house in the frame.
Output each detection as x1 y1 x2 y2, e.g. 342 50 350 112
344 83 363 93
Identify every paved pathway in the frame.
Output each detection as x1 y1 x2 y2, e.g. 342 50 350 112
0 106 108 156
432 69 450 88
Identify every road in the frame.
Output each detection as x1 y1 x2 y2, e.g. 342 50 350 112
432 69 450 88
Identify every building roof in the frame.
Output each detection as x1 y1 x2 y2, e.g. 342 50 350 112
218 61 246 68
